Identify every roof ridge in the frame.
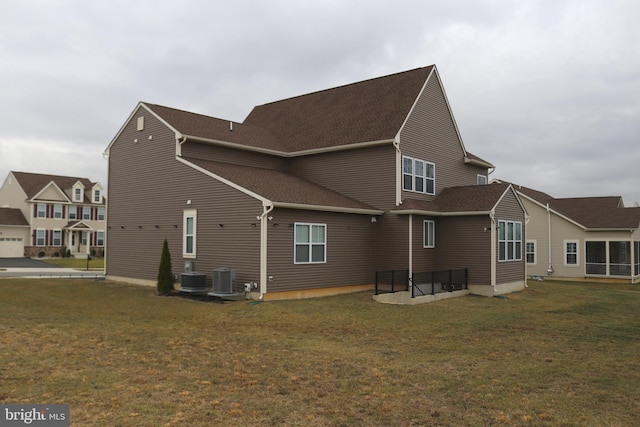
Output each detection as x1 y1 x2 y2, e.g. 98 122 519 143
249 66 434 109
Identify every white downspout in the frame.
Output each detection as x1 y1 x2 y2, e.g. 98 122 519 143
630 230 635 284
524 214 530 288
258 204 274 300
547 203 554 275
408 214 413 280
394 138 402 206
490 211 497 293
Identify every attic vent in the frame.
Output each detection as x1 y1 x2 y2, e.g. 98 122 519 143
137 116 144 131
229 121 233 131
213 268 235 294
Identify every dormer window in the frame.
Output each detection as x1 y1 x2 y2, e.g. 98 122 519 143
93 189 101 203
74 187 83 202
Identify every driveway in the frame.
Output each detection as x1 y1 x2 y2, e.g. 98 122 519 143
0 258 60 268
0 257 104 279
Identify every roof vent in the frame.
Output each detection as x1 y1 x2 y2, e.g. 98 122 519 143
229 121 233 131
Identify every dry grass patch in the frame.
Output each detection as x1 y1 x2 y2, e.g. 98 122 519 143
1 279 639 426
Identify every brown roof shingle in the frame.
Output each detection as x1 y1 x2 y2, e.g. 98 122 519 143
0 208 29 226
397 183 513 214
144 104 282 152
243 66 434 152
11 171 98 202
183 157 380 213
514 183 640 229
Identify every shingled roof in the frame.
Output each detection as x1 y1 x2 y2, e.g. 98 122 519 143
137 66 493 168
144 104 282 152
11 171 98 202
394 182 514 214
243 66 434 152
0 208 29 226
514 184 640 229
181 157 381 214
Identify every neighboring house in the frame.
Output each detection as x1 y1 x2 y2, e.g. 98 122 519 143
0 172 107 258
507 183 640 283
104 65 527 300
0 208 29 258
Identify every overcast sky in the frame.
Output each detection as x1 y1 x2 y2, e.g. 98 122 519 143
1 0 638 205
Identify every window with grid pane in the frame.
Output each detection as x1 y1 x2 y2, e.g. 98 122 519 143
402 155 435 195
295 223 326 264
498 220 522 261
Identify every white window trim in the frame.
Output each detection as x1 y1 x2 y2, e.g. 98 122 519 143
53 204 63 219
97 208 106 221
73 186 83 202
36 203 47 218
526 240 537 265
564 239 580 266
35 229 46 246
498 220 523 262
82 207 91 220
477 174 488 185
183 209 197 258
402 155 435 195
423 220 435 248
96 231 105 247
69 208 77 220
93 189 101 203
52 229 62 246
294 222 327 264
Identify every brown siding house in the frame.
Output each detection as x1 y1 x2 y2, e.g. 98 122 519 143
104 65 527 302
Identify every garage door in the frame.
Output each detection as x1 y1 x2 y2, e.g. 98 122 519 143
0 237 24 258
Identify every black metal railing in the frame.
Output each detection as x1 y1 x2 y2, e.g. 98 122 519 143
411 268 468 297
374 269 409 295
375 268 468 297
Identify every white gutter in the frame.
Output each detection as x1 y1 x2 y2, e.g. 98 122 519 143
547 203 554 275
490 211 497 292
258 204 274 300
180 133 393 158
272 202 382 216
390 209 492 217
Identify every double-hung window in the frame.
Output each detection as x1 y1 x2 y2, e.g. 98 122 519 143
97 208 106 221
423 220 435 248
498 220 522 261
52 230 62 246
83 207 91 220
36 204 47 218
565 240 579 265
295 223 326 264
93 189 101 203
403 156 435 195
183 209 197 257
69 208 77 220
36 229 46 246
96 231 105 246
526 241 536 264
53 204 63 219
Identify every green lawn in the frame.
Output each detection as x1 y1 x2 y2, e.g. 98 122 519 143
39 257 104 270
0 279 638 426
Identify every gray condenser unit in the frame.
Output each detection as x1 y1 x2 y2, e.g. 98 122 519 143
212 268 235 294
180 272 207 291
